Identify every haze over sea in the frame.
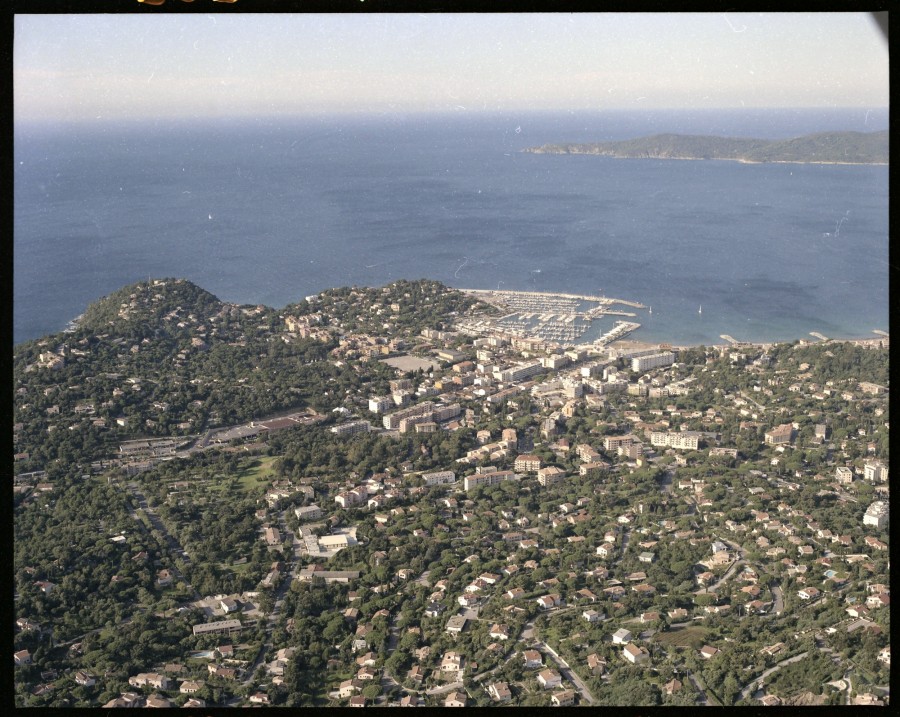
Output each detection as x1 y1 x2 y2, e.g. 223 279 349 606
14 108 888 346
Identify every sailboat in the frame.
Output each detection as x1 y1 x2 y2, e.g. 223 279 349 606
698 305 702 315
648 306 652 315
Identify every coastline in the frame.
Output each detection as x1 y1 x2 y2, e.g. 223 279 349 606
17 289 889 352
609 335 888 352
525 150 888 167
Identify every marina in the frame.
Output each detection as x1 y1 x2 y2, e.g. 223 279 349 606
459 289 645 348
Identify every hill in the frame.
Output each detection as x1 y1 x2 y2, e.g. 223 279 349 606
77 278 225 338
523 130 889 164
12 277 484 469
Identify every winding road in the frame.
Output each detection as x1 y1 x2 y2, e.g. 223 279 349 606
738 651 809 702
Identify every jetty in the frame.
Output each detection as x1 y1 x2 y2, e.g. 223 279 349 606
873 329 889 337
592 321 641 346
810 332 829 342
720 335 740 345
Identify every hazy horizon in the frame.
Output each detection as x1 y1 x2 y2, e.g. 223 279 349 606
15 13 889 123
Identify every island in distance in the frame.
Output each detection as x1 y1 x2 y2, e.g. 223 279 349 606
523 130 888 164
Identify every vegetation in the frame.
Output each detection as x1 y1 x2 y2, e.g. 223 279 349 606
13 277 889 707
525 130 889 164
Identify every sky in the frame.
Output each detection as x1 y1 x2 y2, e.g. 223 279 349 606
14 12 889 122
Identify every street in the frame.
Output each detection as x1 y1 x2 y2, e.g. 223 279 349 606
738 650 809 702
536 642 595 705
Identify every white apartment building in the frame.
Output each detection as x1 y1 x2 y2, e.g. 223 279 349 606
631 351 676 372
863 501 889 529
422 470 457 486
330 420 372 436
497 361 544 383
864 462 888 483
368 396 394 413
650 431 701 450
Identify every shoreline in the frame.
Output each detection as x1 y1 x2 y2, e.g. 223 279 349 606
610 335 888 352
524 150 888 167
15 283 888 352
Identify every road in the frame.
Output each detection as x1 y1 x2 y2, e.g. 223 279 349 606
613 528 632 567
53 609 145 649
229 507 301 698
684 668 712 706
537 642 595 705
738 651 809 702
659 469 674 494
126 483 201 602
425 680 463 695
699 558 746 595
771 584 784 615
379 610 402 693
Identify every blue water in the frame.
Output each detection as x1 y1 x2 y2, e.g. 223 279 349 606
14 108 889 345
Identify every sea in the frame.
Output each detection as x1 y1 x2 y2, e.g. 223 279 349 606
14 107 889 347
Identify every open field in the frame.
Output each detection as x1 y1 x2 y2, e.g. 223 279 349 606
381 355 441 373
236 456 278 492
653 625 711 649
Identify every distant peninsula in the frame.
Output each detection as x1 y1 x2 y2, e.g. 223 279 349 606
523 130 889 165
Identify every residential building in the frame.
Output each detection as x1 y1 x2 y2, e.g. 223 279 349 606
863 501 889 529
551 690 576 706
192 619 243 637
440 651 463 673
463 470 516 491
74 671 96 687
764 424 795 445
128 673 171 690
632 351 675 372
330 420 372 436
603 434 635 452
537 668 562 689
835 466 854 485
422 470 456 486
650 431 701 450
864 461 888 483
514 455 542 472
537 466 565 486
488 681 512 702
623 643 650 664
445 615 467 635
443 691 467 707
294 504 323 521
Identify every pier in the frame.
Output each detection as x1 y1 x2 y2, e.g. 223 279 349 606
809 332 829 342
873 330 889 337
720 335 740 345
592 321 641 346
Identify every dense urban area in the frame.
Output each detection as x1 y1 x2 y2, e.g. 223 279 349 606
13 278 889 708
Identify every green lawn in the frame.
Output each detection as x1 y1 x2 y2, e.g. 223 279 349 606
225 561 252 575
235 456 279 492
